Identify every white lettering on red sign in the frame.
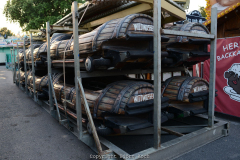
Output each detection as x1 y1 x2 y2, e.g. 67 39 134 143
217 50 240 62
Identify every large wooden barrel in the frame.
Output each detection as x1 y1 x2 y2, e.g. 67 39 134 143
70 14 153 57
161 76 209 103
16 69 26 83
165 23 209 43
17 49 24 61
26 44 42 60
53 83 75 102
33 33 72 59
52 83 102 116
50 39 73 59
27 73 63 91
68 81 154 118
16 70 32 85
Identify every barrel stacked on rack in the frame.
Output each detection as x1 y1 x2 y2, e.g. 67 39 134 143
17 14 211 72
161 76 213 116
15 13 213 135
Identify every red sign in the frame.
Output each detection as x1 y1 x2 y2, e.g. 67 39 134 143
204 36 240 117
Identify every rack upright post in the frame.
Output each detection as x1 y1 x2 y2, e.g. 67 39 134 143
153 0 162 149
23 39 27 93
208 7 218 127
13 47 16 83
72 1 83 139
46 22 54 115
17 43 20 87
30 32 37 101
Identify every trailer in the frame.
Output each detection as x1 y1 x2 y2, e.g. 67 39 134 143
14 0 229 159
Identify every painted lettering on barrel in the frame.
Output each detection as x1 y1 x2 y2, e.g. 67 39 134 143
133 23 153 32
133 93 154 103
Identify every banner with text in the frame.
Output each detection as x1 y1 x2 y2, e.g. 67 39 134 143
204 36 240 117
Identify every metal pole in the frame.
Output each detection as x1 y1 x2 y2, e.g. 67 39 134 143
30 32 37 101
78 78 103 153
47 22 54 115
10 49 13 72
23 39 27 93
49 75 61 121
17 43 20 87
208 7 217 127
153 0 162 149
13 47 16 83
72 1 82 139
201 62 204 78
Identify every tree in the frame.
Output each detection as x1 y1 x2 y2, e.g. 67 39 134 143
199 6 207 18
0 27 15 39
3 0 85 31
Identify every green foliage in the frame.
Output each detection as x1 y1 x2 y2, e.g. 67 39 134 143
4 0 85 31
199 6 206 18
0 27 15 39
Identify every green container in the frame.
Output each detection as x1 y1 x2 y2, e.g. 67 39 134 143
0 45 14 69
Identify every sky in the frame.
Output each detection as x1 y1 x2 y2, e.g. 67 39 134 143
186 0 207 13
0 0 207 36
0 0 22 36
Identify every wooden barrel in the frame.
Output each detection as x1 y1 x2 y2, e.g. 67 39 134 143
50 39 73 59
17 70 31 85
161 76 209 102
51 33 72 43
17 49 24 61
53 83 75 102
70 14 153 57
32 48 40 61
27 73 63 91
26 44 42 60
165 23 209 43
68 81 154 118
16 69 26 83
34 33 72 59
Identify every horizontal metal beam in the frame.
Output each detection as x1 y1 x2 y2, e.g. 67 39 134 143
50 25 89 32
133 121 229 160
81 69 153 78
133 0 186 18
82 1 186 28
120 125 208 135
162 29 215 39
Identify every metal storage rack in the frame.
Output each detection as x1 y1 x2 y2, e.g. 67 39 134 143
14 1 229 159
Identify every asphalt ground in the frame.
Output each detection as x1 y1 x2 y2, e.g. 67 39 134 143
0 65 240 160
